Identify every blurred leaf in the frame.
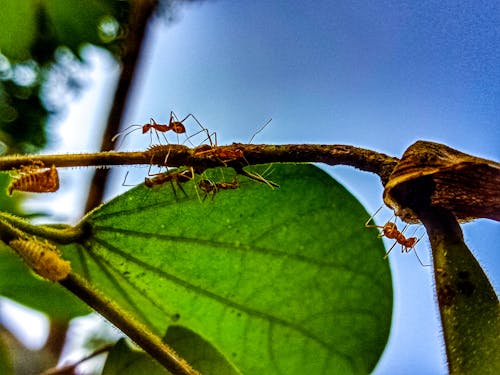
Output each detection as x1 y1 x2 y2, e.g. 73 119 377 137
0 242 89 320
102 338 171 375
0 0 129 153
0 2 37 60
164 326 240 375
0 0 123 61
59 163 392 374
0 333 14 375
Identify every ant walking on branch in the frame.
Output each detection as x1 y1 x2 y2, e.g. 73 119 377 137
144 167 195 199
111 111 212 148
365 206 429 267
198 178 239 201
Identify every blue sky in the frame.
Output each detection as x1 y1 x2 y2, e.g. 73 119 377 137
11 1 498 373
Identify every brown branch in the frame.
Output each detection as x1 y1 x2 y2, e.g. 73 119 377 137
0 144 399 184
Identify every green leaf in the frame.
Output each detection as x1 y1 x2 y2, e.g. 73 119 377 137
0 2 37 60
0 333 13 375
0 242 89 320
163 326 240 375
0 0 119 60
102 338 171 375
62 163 392 374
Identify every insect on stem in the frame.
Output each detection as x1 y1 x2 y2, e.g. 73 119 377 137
8 161 59 195
365 206 430 266
145 167 195 199
9 237 71 282
198 178 239 201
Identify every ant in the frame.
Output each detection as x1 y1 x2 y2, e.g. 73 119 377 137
8 161 59 195
193 118 271 162
112 111 212 148
144 167 195 199
365 206 429 267
193 144 244 164
198 178 239 200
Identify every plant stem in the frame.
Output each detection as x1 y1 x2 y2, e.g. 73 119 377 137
0 143 398 184
420 206 500 374
60 273 200 375
390 176 500 374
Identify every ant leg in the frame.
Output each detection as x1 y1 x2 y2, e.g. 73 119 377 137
413 248 431 267
237 167 280 189
248 118 272 144
412 231 431 267
122 171 138 187
364 205 384 228
383 241 398 259
181 113 216 147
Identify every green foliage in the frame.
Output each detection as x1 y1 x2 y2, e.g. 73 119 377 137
0 241 89 320
0 0 125 61
103 338 171 375
55 164 393 374
0 0 129 154
0 334 13 375
163 326 240 375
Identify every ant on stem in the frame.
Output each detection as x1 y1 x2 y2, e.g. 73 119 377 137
198 178 239 201
365 206 429 267
193 118 278 188
144 167 195 199
112 111 212 148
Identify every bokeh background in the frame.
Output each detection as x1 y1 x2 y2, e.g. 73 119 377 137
2 1 499 374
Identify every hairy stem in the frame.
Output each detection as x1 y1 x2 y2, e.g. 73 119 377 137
419 206 500 374
0 143 398 184
60 273 200 375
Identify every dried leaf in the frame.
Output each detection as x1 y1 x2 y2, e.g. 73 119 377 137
383 141 500 222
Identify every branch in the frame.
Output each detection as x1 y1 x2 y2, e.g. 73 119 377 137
0 143 399 184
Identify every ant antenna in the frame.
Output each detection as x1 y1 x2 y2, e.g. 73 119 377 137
248 118 272 144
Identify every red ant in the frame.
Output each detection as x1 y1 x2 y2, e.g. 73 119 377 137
144 167 194 198
112 111 211 148
193 145 244 163
365 206 429 267
198 178 239 200
192 118 272 162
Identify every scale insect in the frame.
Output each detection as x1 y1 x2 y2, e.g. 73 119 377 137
365 206 429 266
9 238 71 282
8 161 59 195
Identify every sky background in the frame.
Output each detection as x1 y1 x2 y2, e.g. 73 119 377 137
4 1 499 374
